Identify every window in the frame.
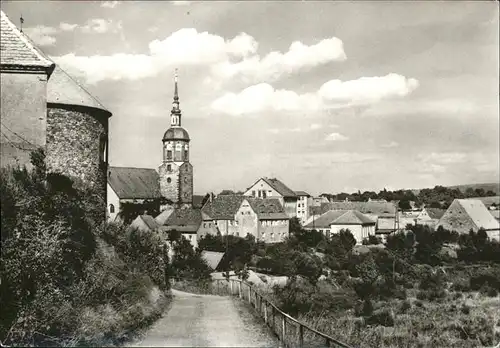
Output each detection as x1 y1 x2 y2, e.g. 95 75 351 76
262 190 267 199
184 177 188 183
252 190 256 197
167 150 172 160
167 164 172 171
109 204 115 213
167 177 171 183
261 232 266 239
270 233 275 241
184 150 189 159
268 190 272 196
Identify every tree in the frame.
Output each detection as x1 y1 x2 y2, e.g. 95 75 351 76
399 199 412 211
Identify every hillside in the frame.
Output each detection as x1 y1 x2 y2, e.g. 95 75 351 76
412 182 500 195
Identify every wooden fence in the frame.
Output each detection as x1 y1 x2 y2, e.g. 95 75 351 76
208 278 354 348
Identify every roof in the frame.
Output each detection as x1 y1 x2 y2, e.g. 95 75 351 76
202 195 246 220
456 199 499 231
295 190 311 197
155 207 175 226
193 194 206 209
263 178 297 198
490 210 500 220
163 206 202 233
201 251 225 270
163 127 190 141
47 65 111 114
247 198 289 220
425 208 446 220
304 210 375 229
139 215 160 230
108 166 161 199
0 11 54 72
311 201 397 217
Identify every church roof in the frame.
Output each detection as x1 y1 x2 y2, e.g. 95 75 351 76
47 65 111 115
108 166 161 199
163 127 190 141
0 11 54 72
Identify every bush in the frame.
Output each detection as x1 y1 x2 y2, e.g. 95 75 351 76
469 269 500 291
366 309 395 327
400 300 411 313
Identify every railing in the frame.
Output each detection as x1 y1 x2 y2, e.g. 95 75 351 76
209 278 354 348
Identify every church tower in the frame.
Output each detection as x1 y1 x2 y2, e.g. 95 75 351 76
158 70 193 206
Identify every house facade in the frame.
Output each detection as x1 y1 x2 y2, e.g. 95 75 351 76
304 209 376 244
244 177 298 218
295 191 311 225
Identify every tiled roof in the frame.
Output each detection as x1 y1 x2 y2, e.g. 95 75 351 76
425 208 446 220
108 166 161 199
193 194 206 209
465 196 500 208
164 206 202 233
0 11 54 71
47 65 110 114
263 177 297 198
295 190 310 197
311 201 397 217
201 251 225 270
247 198 289 220
304 210 375 229
456 199 499 231
155 207 175 226
202 194 246 220
139 214 160 230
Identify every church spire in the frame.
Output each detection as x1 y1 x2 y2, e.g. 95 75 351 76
171 68 181 127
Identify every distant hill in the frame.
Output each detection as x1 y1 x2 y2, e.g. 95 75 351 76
412 182 500 195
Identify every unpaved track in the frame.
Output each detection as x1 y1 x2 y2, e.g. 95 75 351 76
129 289 278 347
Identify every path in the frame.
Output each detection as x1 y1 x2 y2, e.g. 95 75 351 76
129 289 278 347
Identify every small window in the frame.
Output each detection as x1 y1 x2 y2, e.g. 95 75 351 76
167 164 172 171
109 204 115 213
184 177 188 183
184 150 189 159
167 150 172 159
167 177 172 183
252 190 256 197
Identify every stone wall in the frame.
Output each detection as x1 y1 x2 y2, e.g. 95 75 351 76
0 72 48 167
46 104 108 221
179 162 193 204
159 162 180 202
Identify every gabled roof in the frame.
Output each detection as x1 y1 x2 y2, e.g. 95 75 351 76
247 198 289 220
193 194 206 209
263 178 297 198
202 194 246 220
201 251 225 270
456 199 499 231
304 209 375 229
47 65 111 114
0 11 54 72
295 190 311 197
311 201 397 217
108 166 161 199
139 214 160 230
425 208 446 220
155 207 175 226
163 206 202 233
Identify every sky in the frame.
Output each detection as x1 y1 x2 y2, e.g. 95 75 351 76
2 0 499 196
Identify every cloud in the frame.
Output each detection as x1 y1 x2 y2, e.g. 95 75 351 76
310 123 322 130
59 22 78 31
81 19 122 34
211 74 419 116
325 132 349 141
51 29 345 85
23 25 57 46
171 1 191 5
101 1 120 8
418 152 467 165
381 141 399 148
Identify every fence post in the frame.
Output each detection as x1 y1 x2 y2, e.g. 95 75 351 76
230 280 233 295
264 301 268 324
299 324 304 348
248 285 251 304
216 280 220 295
282 315 286 348
239 282 242 298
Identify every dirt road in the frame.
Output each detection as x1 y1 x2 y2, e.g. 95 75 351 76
129 289 278 347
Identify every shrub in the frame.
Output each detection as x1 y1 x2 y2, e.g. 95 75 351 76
460 304 471 315
470 269 500 291
366 309 395 327
400 300 411 313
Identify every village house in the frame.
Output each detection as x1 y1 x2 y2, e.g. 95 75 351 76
201 194 247 236
244 177 298 218
303 209 376 244
416 207 446 227
129 214 160 233
436 199 500 240
295 191 311 225
1 11 112 222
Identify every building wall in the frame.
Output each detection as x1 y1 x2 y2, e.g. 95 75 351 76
178 162 193 204
259 219 289 243
159 161 180 202
296 195 310 224
107 184 120 222
284 197 298 218
235 200 259 239
330 224 375 244
183 232 198 249
244 179 281 199
0 72 48 167
198 220 218 240
46 105 108 221
437 201 476 234
214 219 239 236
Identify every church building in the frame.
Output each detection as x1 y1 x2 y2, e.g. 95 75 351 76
107 71 194 221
